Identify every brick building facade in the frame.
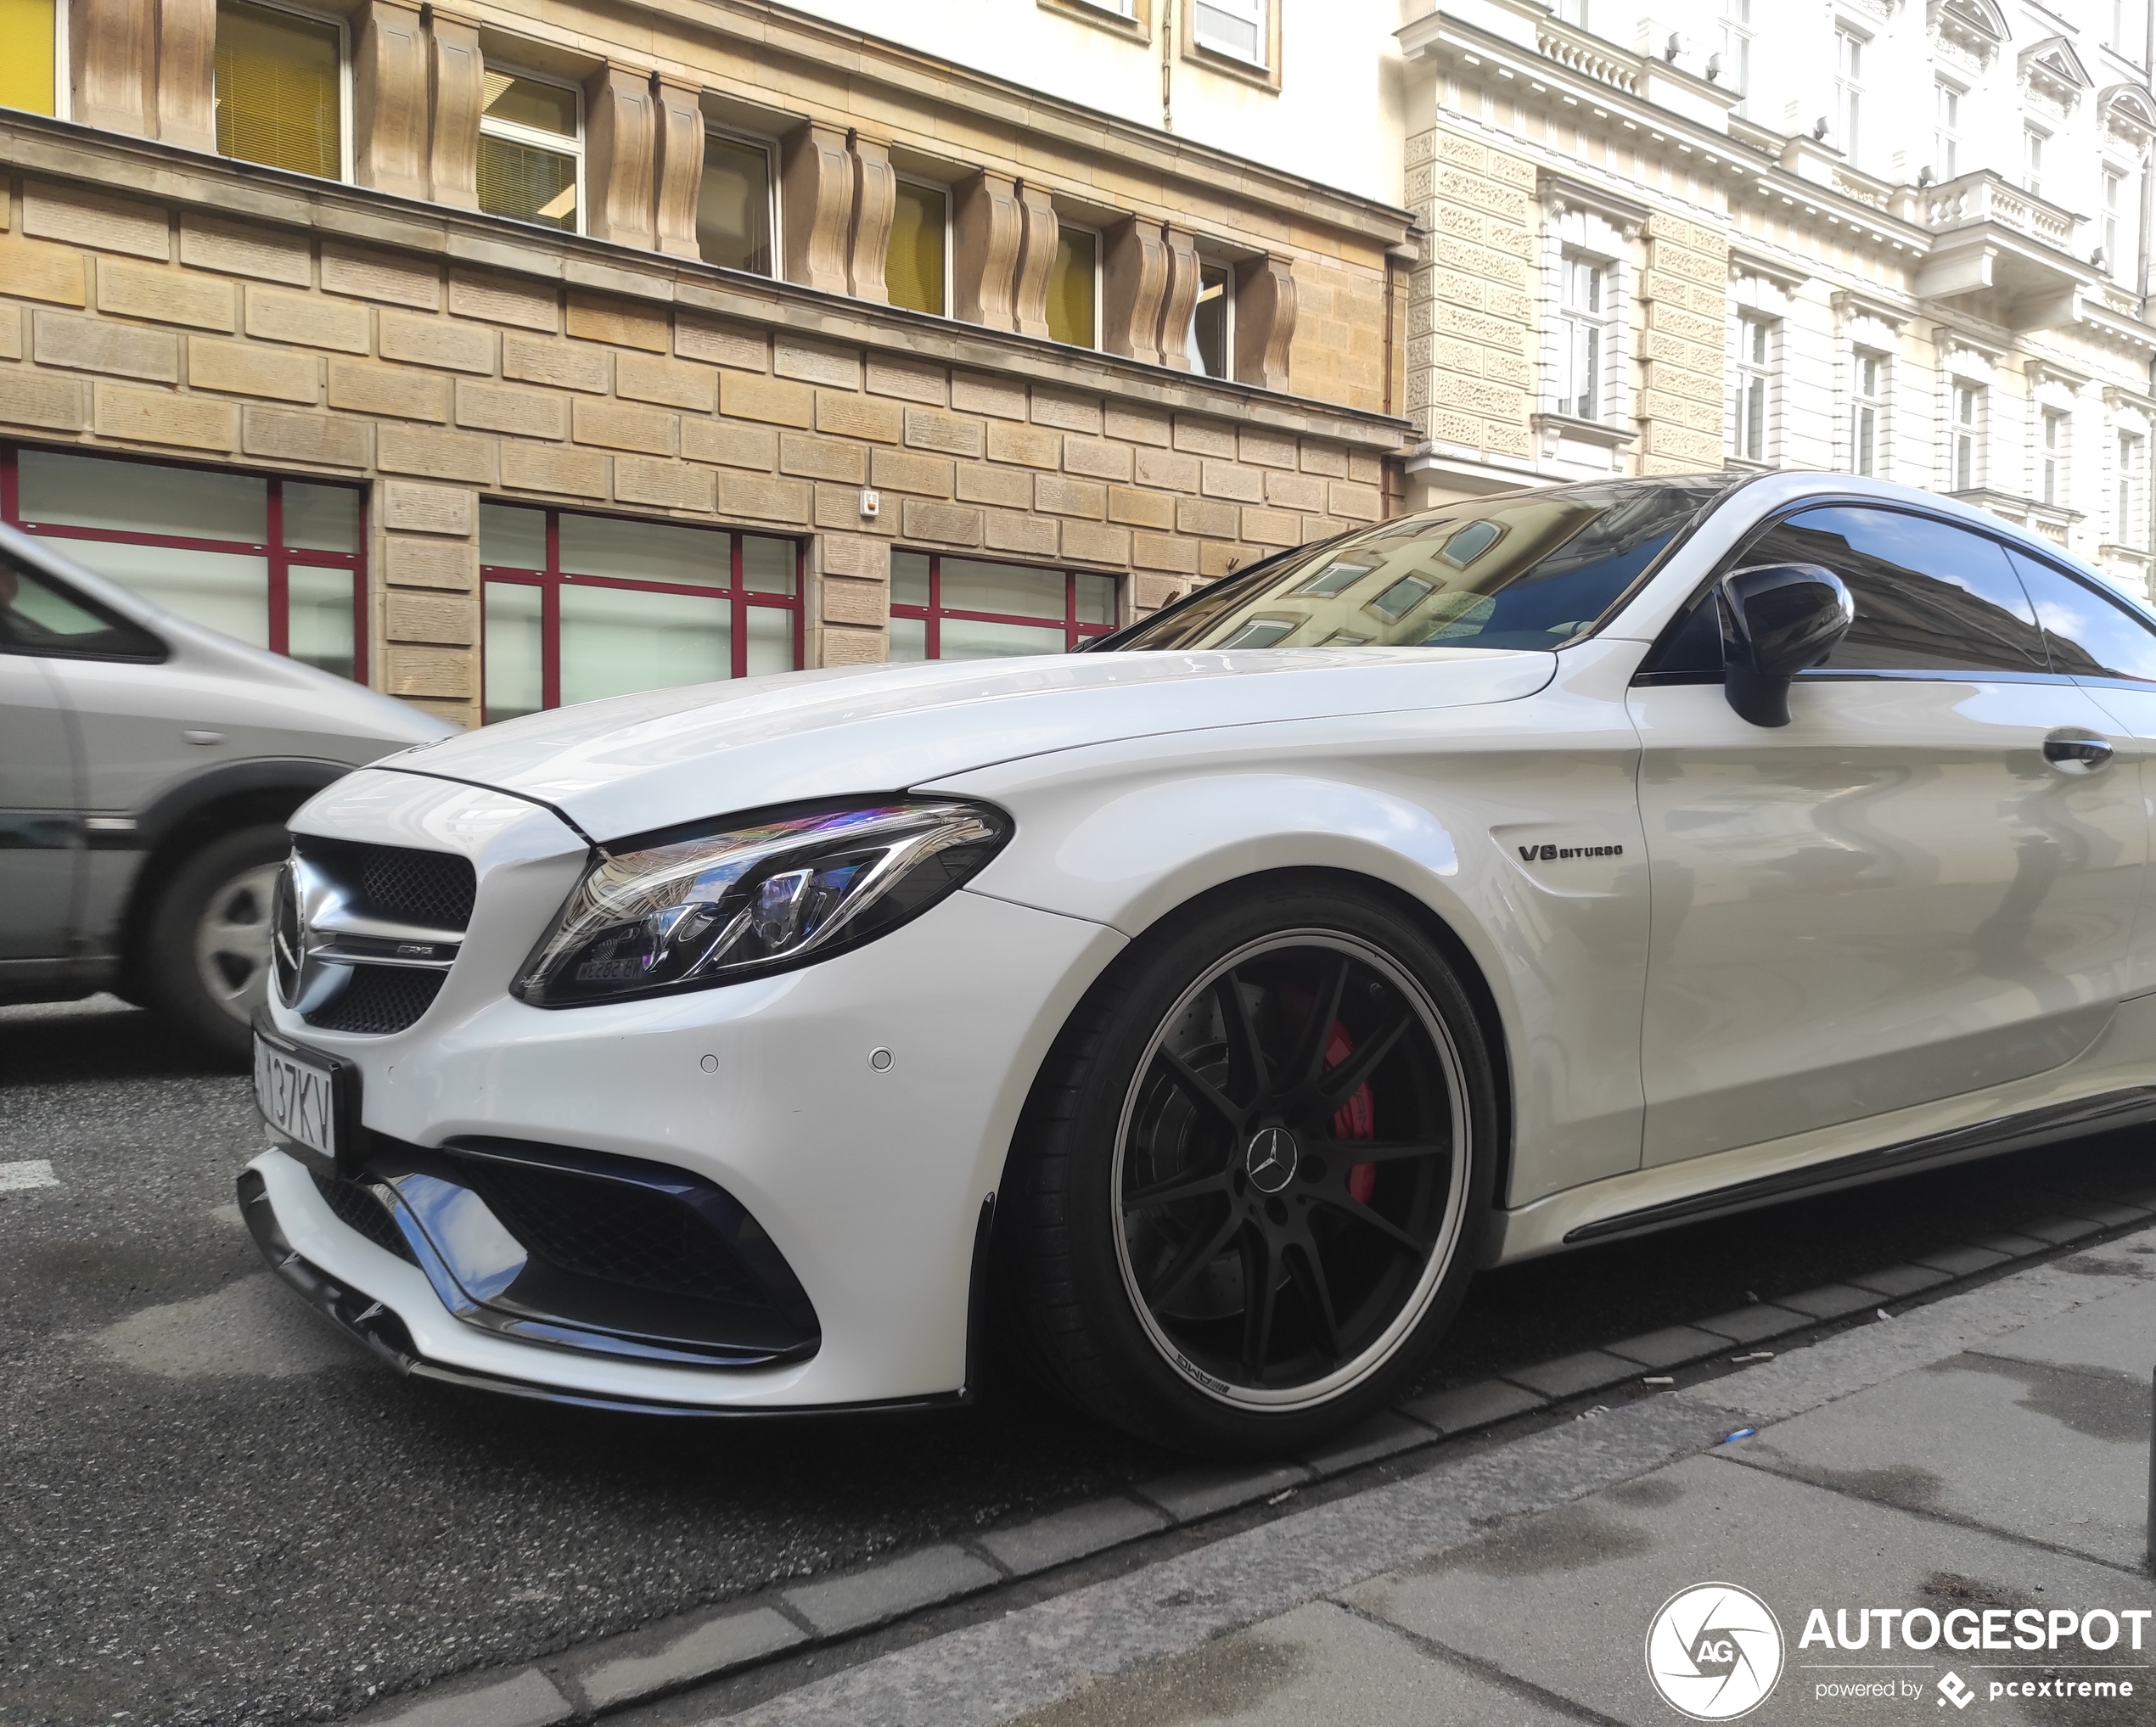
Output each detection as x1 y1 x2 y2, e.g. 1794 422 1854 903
0 0 1416 726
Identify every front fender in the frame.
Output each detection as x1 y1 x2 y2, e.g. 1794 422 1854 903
924 665 1651 1207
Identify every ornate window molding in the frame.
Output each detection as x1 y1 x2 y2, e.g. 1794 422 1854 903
1928 0 2006 72
2101 83 2156 157
1532 176 1644 460
2019 35 2092 115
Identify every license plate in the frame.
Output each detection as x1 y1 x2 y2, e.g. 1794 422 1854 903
253 1018 357 1172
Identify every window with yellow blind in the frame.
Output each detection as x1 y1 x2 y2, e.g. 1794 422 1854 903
887 182 948 317
479 70 581 232
214 0 344 179
1046 226 1098 348
697 132 774 274
0 0 57 115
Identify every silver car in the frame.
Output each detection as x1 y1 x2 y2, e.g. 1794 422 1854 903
1 519 450 1060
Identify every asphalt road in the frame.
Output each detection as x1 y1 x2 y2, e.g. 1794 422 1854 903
4 995 2153 1727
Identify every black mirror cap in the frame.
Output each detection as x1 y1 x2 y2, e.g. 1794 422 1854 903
1717 562 1854 726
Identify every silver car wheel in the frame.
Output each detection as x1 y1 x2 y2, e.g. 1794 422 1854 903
192 861 282 1025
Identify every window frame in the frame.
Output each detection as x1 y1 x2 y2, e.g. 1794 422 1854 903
0 440 367 678
1557 252 1613 422
890 551 1120 659
2119 430 2148 552
1718 0 1751 114
477 505 803 719
1 0 70 121
477 61 586 237
1934 80 1962 181
1732 313 1777 464
2024 126 2047 201
1048 219 1103 350
2103 166 2125 276
1181 0 1279 89
2041 408 2069 507
1192 256 1236 380
697 124 778 277
1850 348 1886 478
889 174 953 319
1835 27 1865 165
1042 0 1151 41
214 0 354 184
1953 383 1984 492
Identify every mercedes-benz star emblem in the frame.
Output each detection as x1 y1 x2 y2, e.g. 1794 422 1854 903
1244 1126 1300 1195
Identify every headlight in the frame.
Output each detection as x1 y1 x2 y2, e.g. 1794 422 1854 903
514 799 1011 1006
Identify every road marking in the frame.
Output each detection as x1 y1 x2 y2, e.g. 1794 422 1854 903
0 1159 59 1192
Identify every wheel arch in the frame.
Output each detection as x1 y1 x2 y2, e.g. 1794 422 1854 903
116 759 351 990
1002 862 1517 1238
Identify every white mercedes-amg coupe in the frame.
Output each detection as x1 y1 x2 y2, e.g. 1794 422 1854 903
245 470 2156 1455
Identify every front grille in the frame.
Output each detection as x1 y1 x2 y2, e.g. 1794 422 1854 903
464 1161 755 1304
312 1169 418 1264
288 837 473 1035
357 845 476 929
309 967 445 1035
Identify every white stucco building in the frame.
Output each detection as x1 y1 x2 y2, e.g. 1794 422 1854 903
1399 0 2156 594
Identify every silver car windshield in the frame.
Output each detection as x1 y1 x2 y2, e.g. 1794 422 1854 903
1114 477 1736 653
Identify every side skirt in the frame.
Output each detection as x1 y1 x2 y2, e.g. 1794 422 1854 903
1559 1085 2156 1247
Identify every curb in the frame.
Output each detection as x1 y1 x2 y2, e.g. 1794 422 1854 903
346 1180 2156 1726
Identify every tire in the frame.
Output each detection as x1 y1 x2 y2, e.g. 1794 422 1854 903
142 823 289 1065
997 875 1498 1458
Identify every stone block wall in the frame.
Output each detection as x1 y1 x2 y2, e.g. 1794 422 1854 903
0 161 1397 727
1635 211 1731 476
1402 126 1538 463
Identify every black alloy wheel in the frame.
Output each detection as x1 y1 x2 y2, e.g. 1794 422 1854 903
1000 878 1496 1457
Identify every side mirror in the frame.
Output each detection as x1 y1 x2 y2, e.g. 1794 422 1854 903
1718 562 1854 727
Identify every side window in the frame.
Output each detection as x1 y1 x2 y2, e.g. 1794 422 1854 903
1738 507 2048 676
2007 549 2156 684
0 554 165 661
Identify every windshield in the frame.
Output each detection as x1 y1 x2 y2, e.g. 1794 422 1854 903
1113 478 1735 653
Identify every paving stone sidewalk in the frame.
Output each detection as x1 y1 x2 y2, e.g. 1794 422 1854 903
682 1229 2156 1726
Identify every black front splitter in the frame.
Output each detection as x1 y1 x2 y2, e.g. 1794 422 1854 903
236 1167 968 1420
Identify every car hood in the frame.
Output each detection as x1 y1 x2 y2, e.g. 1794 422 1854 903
375 648 1557 842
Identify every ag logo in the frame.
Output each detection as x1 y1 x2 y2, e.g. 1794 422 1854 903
1645 1583 1784 1720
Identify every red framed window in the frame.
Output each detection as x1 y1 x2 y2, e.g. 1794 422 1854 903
0 441 368 680
890 551 1119 659
480 503 803 723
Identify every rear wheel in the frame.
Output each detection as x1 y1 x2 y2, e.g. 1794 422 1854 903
143 824 289 1063
999 878 1496 1457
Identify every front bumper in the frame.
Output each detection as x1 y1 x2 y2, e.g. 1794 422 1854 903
249 879 1126 1410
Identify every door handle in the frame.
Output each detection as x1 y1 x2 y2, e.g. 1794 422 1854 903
2043 734 2114 773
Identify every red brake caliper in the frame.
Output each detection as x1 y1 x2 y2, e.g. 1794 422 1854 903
1326 1023 1377 1203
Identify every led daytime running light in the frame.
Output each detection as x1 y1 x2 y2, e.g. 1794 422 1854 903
515 800 1008 1006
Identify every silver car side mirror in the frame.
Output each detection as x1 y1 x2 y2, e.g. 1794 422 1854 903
1718 563 1855 728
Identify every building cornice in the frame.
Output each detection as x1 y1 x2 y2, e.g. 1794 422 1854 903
0 114 1414 451
1399 7 1935 261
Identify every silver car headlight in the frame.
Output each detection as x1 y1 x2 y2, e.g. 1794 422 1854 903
514 799 1011 1007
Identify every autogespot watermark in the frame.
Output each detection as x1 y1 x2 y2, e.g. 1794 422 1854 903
1647 1584 1786 1720
1647 1582 2151 1717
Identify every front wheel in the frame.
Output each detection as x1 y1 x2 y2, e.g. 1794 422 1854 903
998 878 1497 1458
142 824 289 1064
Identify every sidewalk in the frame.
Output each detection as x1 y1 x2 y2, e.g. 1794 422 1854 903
695 1228 2156 1726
